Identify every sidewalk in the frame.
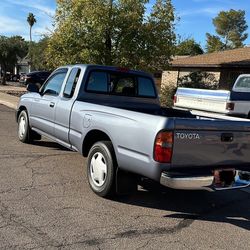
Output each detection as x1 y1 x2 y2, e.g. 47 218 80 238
0 92 19 109
0 85 26 92
0 84 25 109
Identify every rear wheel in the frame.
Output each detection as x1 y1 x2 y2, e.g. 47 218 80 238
87 141 116 197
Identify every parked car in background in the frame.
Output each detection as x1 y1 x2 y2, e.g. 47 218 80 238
1 72 25 82
11 73 25 82
19 73 26 83
11 74 19 82
20 71 51 86
5 72 12 81
174 74 250 119
12 72 26 82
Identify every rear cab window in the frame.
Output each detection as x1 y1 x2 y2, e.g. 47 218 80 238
86 71 108 93
235 76 250 91
85 70 156 98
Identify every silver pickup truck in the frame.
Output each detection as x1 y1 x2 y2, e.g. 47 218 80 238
16 65 250 197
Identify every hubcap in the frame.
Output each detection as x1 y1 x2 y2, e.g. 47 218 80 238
90 152 107 187
18 116 26 138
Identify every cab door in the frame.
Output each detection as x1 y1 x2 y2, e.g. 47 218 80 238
54 67 81 145
29 68 68 136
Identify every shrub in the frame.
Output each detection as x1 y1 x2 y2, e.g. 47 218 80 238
178 71 218 89
159 84 177 107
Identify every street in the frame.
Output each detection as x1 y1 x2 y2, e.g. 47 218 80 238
0 104 249 249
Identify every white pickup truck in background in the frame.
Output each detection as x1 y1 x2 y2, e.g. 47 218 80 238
174 74 250 119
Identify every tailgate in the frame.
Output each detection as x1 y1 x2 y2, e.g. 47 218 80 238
171 118 250 169
174 87 230 114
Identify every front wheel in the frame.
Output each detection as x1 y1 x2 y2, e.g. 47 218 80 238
17 110 41 143
87 141 116 197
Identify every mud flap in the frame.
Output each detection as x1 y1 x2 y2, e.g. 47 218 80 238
116 168 138 195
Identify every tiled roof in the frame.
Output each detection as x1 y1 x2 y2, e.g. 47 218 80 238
171 47 250 68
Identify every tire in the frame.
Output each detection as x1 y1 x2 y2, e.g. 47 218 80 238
87 141 116 197
17 110 33 143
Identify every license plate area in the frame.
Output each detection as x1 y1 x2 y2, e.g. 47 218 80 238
213 169 250 190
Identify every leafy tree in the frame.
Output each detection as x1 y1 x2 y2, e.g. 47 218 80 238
46 0 176 72
206 34 224 53
143 0 176 71
178 71 218 89
30 37 50 71
113 0 149 68
176 38 203 56
0 36 28 84
160 84 176 107
206 9 248 52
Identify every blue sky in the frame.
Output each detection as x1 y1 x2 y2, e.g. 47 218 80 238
0 0 56 40
1 0 250 49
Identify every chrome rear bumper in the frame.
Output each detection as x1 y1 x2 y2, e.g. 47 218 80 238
160 170 250 191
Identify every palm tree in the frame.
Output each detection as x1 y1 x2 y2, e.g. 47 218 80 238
27 13 36 71
27 13 36 42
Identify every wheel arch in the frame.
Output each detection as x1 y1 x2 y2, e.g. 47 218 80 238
16 106 27 122
82 129 115 157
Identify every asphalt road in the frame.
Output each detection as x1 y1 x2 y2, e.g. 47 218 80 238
0 104 249 249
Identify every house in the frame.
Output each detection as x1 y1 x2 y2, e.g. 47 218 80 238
162 47 250 89
14 56 30 75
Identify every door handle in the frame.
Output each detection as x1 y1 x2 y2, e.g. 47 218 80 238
221 133 234 142
49 102 55 108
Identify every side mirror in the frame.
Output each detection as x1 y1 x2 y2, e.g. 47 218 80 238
27 83 40 93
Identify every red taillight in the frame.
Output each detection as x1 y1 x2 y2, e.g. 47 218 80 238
154 131 173 163
226 102 235 111
173 95 177 104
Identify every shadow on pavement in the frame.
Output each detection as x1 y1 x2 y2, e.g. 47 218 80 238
32 140 70 151
116 183 250 231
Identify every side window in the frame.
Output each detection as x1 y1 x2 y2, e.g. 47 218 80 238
138 77 156 97
86 71 108 92
64 68 81 98
42 70 67 96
